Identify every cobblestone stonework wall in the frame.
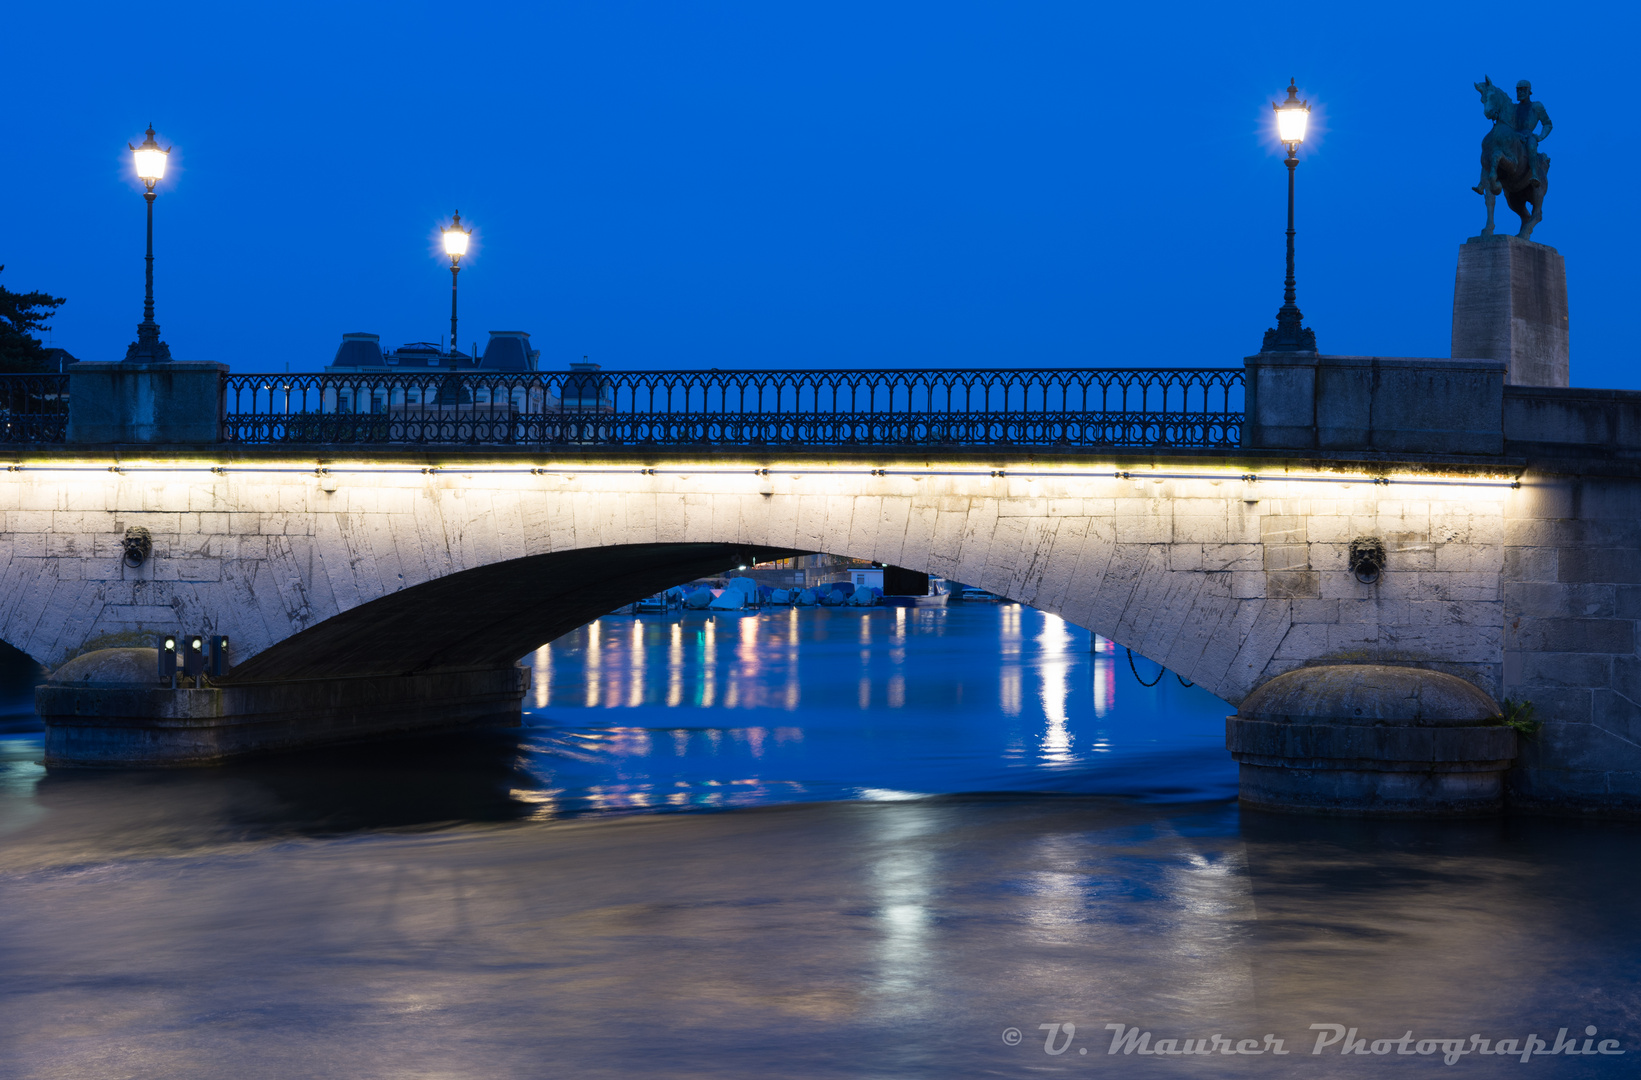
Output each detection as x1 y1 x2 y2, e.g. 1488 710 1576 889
0 460 1513 714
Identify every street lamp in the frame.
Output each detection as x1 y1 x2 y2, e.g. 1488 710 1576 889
441 211 472 360
1260 80 1316 353
125 125 174 362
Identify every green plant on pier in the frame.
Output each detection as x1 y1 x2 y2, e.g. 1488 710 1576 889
1494 698 1541 737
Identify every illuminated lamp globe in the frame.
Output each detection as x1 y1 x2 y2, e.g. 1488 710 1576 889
1274 80 1309 145
132 126 169 183
443 212 471 258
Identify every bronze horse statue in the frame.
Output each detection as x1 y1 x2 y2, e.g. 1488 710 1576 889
1472 76 1551 240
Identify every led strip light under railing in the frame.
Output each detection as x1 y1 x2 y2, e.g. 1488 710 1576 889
1 462 1524 489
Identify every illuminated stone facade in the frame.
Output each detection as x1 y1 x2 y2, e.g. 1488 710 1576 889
0 450 1633 807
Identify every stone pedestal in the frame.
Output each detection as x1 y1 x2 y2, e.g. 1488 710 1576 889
67 361 227 444
1226 665 1517 816
1451 235 1569 387
38 649 526 767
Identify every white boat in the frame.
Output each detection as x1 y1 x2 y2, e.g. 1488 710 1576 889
880 594 949 608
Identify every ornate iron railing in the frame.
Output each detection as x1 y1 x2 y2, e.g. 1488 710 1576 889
0 373 70 444
221 368 1244 449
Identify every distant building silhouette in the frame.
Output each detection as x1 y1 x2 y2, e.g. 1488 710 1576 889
326 331 539 373
42 348 79 372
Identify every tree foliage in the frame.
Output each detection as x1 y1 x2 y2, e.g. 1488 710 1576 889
0 266 67 373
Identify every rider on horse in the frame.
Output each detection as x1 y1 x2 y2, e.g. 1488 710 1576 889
1474 79 1552 196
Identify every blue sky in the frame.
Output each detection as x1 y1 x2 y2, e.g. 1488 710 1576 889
6 2 1636 384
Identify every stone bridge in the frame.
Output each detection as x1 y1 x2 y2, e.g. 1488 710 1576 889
5 452 1514 703
5 350 1641 814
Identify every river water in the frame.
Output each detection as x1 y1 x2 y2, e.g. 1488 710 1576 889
0 604 1637 1078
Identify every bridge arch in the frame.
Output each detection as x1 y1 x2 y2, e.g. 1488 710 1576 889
0 462 1509 706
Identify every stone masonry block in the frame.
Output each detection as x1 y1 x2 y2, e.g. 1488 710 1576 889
14 485 65 512
1290 599 1340 624
1172 513 1229 545
996 497 1045 518
1520 652 1614 690
45 534 91 558
1192 598 1266 693
1381 623 1503 663
1558 547 1641 586
1552 518 1641 546
1113 505 1171 544
10 535 46 558
1503 519 1559 548
1273 622 1331 660
1303 516 1356 543
1131 570 1204 659
1507 617 1634 654
1434 544 1505 573
1161 590 1233 675
1319 572 1379 600
1260 515 1305 546
1334 598 1381 624
1167 544 1203 572
1308 543 1349 572
1388 599 1501 628
1263 543 1309 572
1325 623 1382 650
1265 570 1320 599
1610 654 1641 706
7 511 53 533
900 504 939 570
1202 544 1261 571
1504 546 1556 583
1505 581 1617 619
1416 572 1501 602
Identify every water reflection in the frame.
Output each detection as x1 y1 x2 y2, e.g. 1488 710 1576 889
3 792 1637 1079
0 613 1635 1077
523 605 1232 816
0 606 1233 835
1037 613 1072 764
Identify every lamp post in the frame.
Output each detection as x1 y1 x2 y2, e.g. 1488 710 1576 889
125 126 174 362
441 211 472 360
1261 80 1316 353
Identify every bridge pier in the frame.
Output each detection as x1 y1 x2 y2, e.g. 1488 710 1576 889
37 649 525 767
1227 665 1518 816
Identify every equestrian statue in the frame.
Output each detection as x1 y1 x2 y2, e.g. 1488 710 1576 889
1472 77 1552 240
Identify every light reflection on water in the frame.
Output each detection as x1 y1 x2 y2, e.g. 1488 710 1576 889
1 612 1639 1077
520 604 1233 816
0 605 1229 826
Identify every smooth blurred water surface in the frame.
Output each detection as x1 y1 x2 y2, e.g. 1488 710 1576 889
1 605 1638 1078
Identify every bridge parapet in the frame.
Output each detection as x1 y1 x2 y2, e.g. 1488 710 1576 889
8 361 1640 470
1243 353 1507 456
10 366 1246 452
1503 386 1641 463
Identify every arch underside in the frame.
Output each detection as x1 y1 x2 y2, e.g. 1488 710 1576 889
226 543 804 683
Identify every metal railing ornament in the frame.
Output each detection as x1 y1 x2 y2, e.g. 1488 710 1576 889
219 367 1244 449
0 374 70 444
0 368 1244 449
